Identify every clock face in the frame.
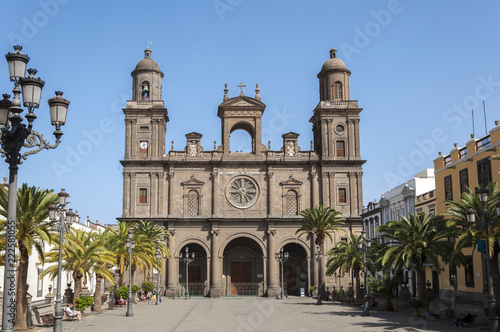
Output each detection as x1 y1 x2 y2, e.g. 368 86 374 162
140 141 148 149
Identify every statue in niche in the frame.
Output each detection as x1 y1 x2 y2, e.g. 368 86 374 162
189 141 197 156
286 142 295 156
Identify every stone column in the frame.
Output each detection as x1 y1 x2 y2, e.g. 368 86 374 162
311 235 318 288
130 173 137 216
310 169 319 208
210 228 221 297
211 170 219 217
267 170 274 217
321 119 328 156
168 171 174 217
348 172 356 217
165 229 177 298
321 172 329 206
327 119 334 156
329 172 335 209
131 119 137 157
123 172 131 217
267 229 279 297
152 119 157 158
124 119 132 159
356 172 363 216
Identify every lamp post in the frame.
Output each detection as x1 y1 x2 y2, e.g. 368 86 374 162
465 188 500 332
0 45 70 332
48 189 74 332
180 247 195 300
125 230 135 317
275 247 290 300
155 247 161 305
315 246 322 305
358 230 372 316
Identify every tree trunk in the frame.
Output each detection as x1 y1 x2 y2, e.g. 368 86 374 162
491 241 500 306
119 270 124 287
318 240 325 299
94 274 103 312
14 245 28 330
416 263 427 305
73 273 83 307
354 268 361 301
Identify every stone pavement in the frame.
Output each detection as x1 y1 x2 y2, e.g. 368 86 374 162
34 297 485 332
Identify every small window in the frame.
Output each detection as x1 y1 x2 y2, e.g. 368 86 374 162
444 155 452 166
464 256 474 287
341 237 347 243
139 188 148 204
285 190 299 216
338 188 347 204
444 175 453 201
459 148 467 159
333 82 343 101
139 126 149 132
336 140 345 157
429 207 435 217
459 168 469 194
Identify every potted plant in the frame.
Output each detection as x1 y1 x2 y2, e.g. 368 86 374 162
369 273 402 311
409 299 423 316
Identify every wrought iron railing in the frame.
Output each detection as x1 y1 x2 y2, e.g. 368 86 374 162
230 282 259 296
188 283 206 296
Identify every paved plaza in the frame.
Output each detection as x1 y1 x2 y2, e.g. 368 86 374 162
34 297 486 332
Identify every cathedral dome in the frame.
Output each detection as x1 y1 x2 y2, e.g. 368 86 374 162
320 49 349 73
134 48 161 72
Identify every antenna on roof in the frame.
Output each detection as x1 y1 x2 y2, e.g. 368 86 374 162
472 109 475 137
483 100 488 135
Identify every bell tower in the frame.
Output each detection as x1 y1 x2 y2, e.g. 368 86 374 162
123 47 169 160
310 48 361 160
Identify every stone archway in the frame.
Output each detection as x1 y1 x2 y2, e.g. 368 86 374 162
281 243 309 297
178 243 208 297
222 237 265 296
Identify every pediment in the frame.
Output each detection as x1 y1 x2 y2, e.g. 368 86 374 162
401 184 415 197
219 96 266 108
379 197 389 206
282 132 300 139
279 175 304 186
181 175 205 186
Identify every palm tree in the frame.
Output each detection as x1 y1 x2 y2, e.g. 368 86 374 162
91 228 116 312
0 183 57 330
296 205 344 299
443 182 500 304
42 229 115 306
377 212 457 305
133 220 171 281
326 232 364 301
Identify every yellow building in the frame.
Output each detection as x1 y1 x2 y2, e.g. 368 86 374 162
433 120 500 314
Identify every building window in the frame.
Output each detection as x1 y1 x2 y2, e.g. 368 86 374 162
477 158 492 188
285 190 298 216
140 141 148 158
141 81 150 100
476 136 491 150
338 188 347 204
459 148 467 159
333 82 343 101
336 140 345 157
459 168 469 194
187 190 200 216
139 188 147 204
429 206 435 217
444 175 453 201
449 264 457 288
444 155 452 166
139 126 149 132
465 256 474 287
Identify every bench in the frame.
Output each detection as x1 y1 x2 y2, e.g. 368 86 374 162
64 310 76 321
107 301 119 310
423 310 442 321
40 313 54 327
453 313 477 327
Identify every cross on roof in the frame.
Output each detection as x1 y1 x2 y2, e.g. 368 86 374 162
238 82 246 96
145 41 153 49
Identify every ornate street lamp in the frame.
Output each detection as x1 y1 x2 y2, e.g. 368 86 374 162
275 247 290 300
0 46 70 332
48 189 74 332
180 247 195 300
465 188 500 332
155 247 161 305
125 229 135 317
358 230 372 316
314 246 322 305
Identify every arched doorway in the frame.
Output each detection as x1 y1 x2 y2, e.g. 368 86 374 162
178 243 208 297
282 243 309 297
223 237 264 296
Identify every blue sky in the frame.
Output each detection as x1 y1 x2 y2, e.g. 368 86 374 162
0 1 499 224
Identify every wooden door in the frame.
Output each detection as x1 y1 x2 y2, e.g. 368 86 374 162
188 266 201 283
231 262 251 295
284 266 297 296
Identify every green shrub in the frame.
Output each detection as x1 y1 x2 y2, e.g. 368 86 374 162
142 281 155 293
116 286 129 299
409 299 423 312
132 285 139 294
76 296 93 312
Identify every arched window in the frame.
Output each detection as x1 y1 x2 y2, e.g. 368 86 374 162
336 140 345 157
141 81 150 100
285 190 298 216
187 190 199 216
333 82 343 101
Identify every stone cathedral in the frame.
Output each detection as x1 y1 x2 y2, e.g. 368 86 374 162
120 47 365 298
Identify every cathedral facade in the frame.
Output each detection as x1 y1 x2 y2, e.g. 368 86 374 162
120 47 365 298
